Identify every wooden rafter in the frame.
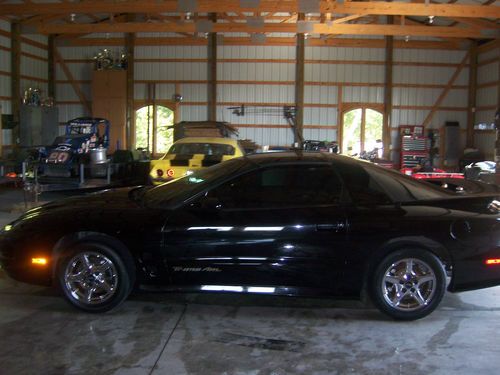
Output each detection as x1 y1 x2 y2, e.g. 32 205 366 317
36 22 494 38
422 51 470 128
2 1 499 19
54 48 91 114
57 36 465 50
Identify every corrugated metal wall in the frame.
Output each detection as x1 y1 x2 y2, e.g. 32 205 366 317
473 46 499 158
0 20 11 116
1 26 481 161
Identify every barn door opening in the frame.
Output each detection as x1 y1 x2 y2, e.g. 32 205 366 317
341 107 383 156
135 105 174 156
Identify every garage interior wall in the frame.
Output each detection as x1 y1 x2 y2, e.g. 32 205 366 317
0 21 48 149
3 22 499 164
474 44 500 160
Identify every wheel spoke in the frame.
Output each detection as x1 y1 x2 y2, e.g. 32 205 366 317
85 287 96 302
384 275 401 285
82 254 92 270
413 289 427 306
393 290 410 306
405 259 414 275
94 262 113 274
66 271 85 283
99 279 113 293
417 275 435 286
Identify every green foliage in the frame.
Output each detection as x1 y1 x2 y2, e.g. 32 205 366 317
135 105 174 153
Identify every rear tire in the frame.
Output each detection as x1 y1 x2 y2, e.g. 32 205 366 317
369 249 446 321
56 242 134 313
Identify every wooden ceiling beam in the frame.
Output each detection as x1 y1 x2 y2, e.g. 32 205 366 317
57 36 464 50
37 21 491 38
2 1 500 19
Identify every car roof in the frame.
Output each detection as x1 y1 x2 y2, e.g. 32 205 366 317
243 151 361 166
174 137 240 146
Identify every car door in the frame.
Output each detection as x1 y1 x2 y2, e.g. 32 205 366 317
162 162 353 294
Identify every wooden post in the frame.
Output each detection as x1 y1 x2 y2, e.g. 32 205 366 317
207 13 217 122
11 22 21 145
466 41 477 148
126 31 135 149
383 16 393 159
294 13 305 145
48 35 55 100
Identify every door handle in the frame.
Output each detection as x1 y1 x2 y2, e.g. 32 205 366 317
316 222 346 232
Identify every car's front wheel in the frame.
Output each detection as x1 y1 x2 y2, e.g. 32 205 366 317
56 243 133 312
369 249 446 320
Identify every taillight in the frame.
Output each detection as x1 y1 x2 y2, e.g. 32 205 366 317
486 259 500 265
166 169 175 177
156 169 164 177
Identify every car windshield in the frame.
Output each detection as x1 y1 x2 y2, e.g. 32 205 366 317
144 158 249 207
167 142 236 156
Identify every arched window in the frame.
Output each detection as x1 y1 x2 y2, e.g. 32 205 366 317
135 105 174 155
341 107 383 155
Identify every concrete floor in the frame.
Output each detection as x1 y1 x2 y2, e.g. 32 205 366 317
1 187 500 375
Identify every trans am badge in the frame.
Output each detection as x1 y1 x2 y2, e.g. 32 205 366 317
173 267 222 273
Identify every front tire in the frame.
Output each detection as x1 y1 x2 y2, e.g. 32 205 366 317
369 249 446 321
56 243 134 313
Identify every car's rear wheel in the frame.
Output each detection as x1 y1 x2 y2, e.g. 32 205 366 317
369 249 446 320
56 243 133 312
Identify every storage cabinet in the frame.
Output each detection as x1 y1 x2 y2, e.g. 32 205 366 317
91 70 127 152
19 105 59 147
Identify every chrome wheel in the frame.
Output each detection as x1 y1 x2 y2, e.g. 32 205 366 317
64 251 118 305
381 258 437 312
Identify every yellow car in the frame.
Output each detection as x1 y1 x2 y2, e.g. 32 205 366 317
149 137 245 185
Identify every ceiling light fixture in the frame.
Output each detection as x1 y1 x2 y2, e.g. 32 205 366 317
186 12 192 20
405 35 410 42
428 15 434 24
70 13 76 22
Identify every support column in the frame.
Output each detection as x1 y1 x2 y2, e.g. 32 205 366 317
48 35 55 100
207 14 217 122
466 41 478 149
383 17 393 160
294 13 305 145
126 31 135 149
11 22 21 145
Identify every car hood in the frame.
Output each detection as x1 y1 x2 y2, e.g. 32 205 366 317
28 187 146 216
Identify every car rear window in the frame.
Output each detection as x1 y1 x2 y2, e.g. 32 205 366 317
168 143 236 156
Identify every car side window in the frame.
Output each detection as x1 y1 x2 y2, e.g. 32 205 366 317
334 161 393 207
208 164 343 209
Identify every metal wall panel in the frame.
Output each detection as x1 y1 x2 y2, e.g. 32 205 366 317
180 105 208 122
478 48 499 63
305 63 385 83
218 83 294 103
475 110 496 124
136 45 207 59
306 47 385 61
394 66 468 85
21 55 47 79
58 104 88 124
217 62 295 81
0 21 11 116
21 42 48 59
343 86 384 103
56 83 91 103
304 107 337 127
477 61 499 85
303 128 337 143
476 86 498 107
394 49 467 64
135 62 208 80
474 131 496 158
219 46 295 59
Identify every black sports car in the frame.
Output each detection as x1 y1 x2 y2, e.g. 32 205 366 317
1 152 500 320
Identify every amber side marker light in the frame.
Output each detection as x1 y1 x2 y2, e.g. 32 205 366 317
485 259 500 265
32 258 48 266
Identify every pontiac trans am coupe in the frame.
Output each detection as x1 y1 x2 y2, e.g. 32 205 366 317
1 152 500 320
